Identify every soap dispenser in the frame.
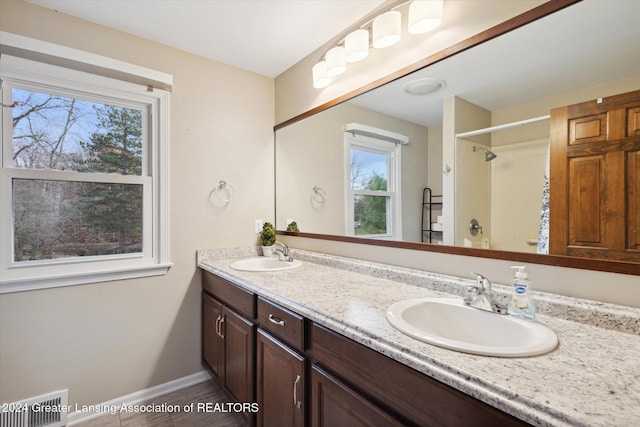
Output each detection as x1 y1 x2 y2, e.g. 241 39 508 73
509 266 536 320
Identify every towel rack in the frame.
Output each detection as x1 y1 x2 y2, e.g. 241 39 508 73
214 180 235 202
312 186 326 204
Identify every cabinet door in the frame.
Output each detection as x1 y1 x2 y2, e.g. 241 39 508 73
310 365 403 427
202 292 223 380
256 329 305 427
221 305 255 406
550 89 640 261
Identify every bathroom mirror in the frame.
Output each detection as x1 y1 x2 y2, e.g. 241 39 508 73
275 1 640 275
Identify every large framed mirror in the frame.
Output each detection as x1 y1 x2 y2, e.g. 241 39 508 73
275 0 640 275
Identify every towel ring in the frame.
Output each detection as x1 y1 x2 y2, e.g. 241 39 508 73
312 186 326 204
214 180 235 202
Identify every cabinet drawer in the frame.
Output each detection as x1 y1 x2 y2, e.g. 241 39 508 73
311 323 529 427
202 270 256 319
310 364 402 427
257 297 304 351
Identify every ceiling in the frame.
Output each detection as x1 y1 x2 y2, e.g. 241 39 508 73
27 0 639 127
28 0 385 78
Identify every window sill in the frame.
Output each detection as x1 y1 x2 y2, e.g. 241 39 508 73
0 262 172 294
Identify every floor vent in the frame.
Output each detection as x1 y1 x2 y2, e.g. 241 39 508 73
1 390 68 427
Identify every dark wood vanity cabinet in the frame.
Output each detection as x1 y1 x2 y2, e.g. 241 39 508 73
202 292 223 380
202 271 256 426
256 329 305 427
310 365 403 427
310 323 530 427
202 270 531 427
256 297 306 427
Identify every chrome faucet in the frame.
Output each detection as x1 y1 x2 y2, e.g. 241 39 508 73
273 241 293 262
464 273 509 314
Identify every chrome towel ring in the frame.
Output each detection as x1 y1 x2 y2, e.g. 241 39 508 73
312 186 326 204
214 180 235 202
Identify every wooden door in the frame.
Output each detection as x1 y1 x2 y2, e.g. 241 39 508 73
550 89 640 261
256 329 305 427
310 365 403 427
202 292 223 380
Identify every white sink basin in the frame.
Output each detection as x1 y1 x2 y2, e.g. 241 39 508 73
386 297 558 357
229 257 302 272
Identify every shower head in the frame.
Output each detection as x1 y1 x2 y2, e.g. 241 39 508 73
473 146 497 161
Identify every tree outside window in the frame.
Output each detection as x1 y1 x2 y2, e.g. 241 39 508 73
10 88 144 261
347 135 401 239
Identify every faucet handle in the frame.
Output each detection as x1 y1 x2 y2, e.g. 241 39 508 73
463 285 478 305
470 272 492 292
273 241 293 262
471 272 485 287
274 241 288 251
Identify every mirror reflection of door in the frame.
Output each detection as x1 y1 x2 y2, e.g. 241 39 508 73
550 89 640 262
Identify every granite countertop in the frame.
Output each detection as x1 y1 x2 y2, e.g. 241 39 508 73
197 247 640 427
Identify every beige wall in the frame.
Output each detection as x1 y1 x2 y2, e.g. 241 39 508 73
274 1 640 307
449 97 491 247
491 73 640 145
0 0 274 405
276 102 429 241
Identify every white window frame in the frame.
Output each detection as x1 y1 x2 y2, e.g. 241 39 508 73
344 132 402 239
0 53 171 293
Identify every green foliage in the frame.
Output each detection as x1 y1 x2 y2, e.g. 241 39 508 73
78 106 142 175
366 173 387 191
75 105 143 254
354 172 388 235
259 222 276 246
10 91 145 260
286 221 299 232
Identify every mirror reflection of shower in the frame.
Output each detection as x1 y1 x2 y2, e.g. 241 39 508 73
473 146 497 161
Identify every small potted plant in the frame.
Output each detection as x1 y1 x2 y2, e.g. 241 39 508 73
259 222 276 256
286 221 299 232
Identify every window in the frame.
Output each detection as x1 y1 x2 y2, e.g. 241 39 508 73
1 54 170 292
345 131 402 239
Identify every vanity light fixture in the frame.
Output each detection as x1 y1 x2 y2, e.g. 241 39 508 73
312 0 444 89
408 0 444 34
312 61 332 88
373 10 402 48
344 29 370 62
325 46 347 76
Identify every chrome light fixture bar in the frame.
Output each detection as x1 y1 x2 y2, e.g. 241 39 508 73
313 0 444 89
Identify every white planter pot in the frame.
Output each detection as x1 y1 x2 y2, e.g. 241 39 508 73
261 246 275 256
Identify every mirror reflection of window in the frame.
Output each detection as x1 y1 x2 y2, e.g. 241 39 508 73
345 132 401 239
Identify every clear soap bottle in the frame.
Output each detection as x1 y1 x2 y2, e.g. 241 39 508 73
509 266 536 320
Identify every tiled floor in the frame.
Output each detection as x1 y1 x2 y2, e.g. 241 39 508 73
72 380 249 427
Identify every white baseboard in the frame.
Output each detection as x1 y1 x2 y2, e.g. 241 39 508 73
66 370 212 425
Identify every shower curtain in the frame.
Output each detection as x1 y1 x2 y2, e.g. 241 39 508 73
537 142 550 254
